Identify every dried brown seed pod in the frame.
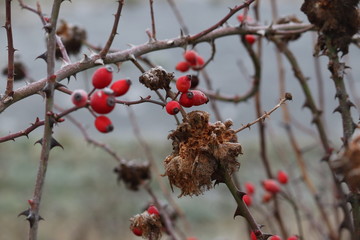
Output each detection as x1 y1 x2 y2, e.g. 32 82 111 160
130 210 162 240
301 0 360 55
56 20 87 58
330 129 360 193
139 66 174 91
113 161 151 191
163 111 242 197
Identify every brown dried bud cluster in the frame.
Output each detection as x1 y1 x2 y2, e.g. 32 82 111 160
130 211 162 240
331 129 360 193
113 161 151 191
56 20 87 58
139 66 174 91
301 0 360 55
163 111 242 197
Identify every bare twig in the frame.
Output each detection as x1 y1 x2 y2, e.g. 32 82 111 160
29 1 63 239
149 0 157 41
235 93 292 133
116 95 165 107
4 0 16 96
166 0 189 35
189 0 256 42
99 0 125 58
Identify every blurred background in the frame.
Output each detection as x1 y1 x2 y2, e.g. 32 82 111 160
0 0 359 239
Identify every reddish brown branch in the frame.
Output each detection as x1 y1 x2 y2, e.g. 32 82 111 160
149 0 157 41
99 0 125 58
4 0 16 96
116 95 165 107
188 0 256 42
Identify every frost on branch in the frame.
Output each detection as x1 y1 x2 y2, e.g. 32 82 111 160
163 111 242 197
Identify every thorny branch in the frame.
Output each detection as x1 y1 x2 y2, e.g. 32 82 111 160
235 93 292 133
4 0 15 97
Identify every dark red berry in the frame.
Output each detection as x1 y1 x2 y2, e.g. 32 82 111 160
147 205 160 216
92 66 113 89
166 101 181 115
71 89 88 107
189 75 199 89
175 61 190 72
277 170 289 184
90 90 115 114
243 194 252 206
184 50 197 65
179 91 194 108
269 235 282 240
110 79 131 97
176 75 192 93
262 179 281 194
191 90 208 106
245 182 255 195
250 231 257 240
245 35 256 45
132 227 143 237
94 115 113 133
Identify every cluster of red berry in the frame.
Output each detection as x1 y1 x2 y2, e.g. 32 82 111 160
242 170 289 207
132 205 160 237
165 75 208 115
175 50 205 72
70 66 131 133
236 14 257 45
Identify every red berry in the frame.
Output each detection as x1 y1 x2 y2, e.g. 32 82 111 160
176 61 190 72
262 179 281 194
245 182 255 195
147 205 160 216
250 231 257 240
237 14 253 23
71 89 88 107
191 90 208 106
132 227 143 237
166 101 181 115
176 75 192 93
184 50 197 65
245 35 257 45
277 170 289 184
262 192 273 203
269 235 282 240
195 55 205 68
179 91 194 108
110 79 131 97
243 194 252 207
90 90 116 114
94 116 113 133
92 66 113 89
287 236 299 240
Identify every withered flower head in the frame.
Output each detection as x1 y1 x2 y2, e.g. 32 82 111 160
56 20 87 59
130 211 162 240
331 129 360 193
139 66 174 91
301 0 360 55
2 61 27 81
163 111 242 197
113 161 151 191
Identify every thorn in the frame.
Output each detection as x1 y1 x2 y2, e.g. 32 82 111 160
34 137 64 150
302 101 311 109
35 52 48 62
347 100 356 109
54 82 67 89
333 106 342 114
94 58 104 65
80 53 90 63
233 206 244 219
